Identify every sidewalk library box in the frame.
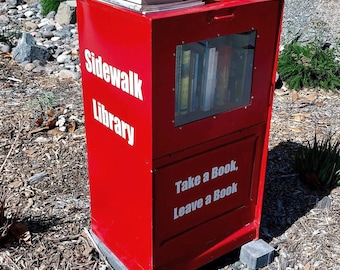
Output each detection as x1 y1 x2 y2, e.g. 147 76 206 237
77 0 284 268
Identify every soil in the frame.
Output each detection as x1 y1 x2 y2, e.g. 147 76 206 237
1 52 340 269
0 56 104 269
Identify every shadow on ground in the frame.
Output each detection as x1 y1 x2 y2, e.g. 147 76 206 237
261 141 329 242
0 215 62 249
199 141 329 269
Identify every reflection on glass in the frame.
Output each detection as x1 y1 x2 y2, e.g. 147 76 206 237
175 31 256 126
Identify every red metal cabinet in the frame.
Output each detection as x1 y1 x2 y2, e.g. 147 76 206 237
77 0 283 269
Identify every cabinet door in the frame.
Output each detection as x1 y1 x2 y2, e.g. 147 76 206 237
151 0 282 158
153 130 264 266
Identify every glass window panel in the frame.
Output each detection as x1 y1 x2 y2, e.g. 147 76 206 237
175 31 256 126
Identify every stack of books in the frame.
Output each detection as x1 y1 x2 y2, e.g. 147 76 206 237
99 0 204 13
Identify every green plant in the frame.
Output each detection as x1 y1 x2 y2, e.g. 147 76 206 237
294 134 340 190
29 91 58 113
0 25 22 47
278 41 340 91
41 0 66 16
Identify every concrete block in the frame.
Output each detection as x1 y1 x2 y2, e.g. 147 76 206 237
239 239 274 269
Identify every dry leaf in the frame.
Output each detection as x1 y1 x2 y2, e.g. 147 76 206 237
307 92 318 101
301 93 318 104
35 118 44 127
0 52 14 59
291 92 299 101
68 121 77 133
315 101 324 107
46 109 55 117
293 114 305 121
54 106 65 116
290 127 303 132
47 127 64 136
9 222 31 244
23 148 36 155
29 126 49 135
1 82 11 89
7 180 22 188
315 128 324 135
46 117 58 129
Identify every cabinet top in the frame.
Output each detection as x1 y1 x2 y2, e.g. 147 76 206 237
88 0 282 16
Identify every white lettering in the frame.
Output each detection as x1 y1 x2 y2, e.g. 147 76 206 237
211 160 238 180
92 98 135 146
110 66 121 88
205 194 212 205
95 55 103 79
175 175 201 194
213 182 238 202
121 71 129 93
85 49 93 73
84 49 143 101
134 72 143 100
203 172 209 182
103 62 110 83
174 198 204 220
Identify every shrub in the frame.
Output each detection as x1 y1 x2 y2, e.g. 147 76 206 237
294 134 340 191
278 41 340 91
41 0 66 16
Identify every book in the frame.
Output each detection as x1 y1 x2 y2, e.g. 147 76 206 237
201 45 217 112
215 41 232 106
179 49 191 115
186 42 205 113
210 49 219 109
175 46 182 116
189 52 199 112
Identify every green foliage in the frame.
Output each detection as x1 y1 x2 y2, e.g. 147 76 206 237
41 0 66 16
294 134 340 191
29 92 57 112
278 41 340 91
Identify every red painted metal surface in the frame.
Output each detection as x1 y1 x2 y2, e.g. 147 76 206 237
77 0 284 268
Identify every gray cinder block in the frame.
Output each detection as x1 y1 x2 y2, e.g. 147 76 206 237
239 239 274 269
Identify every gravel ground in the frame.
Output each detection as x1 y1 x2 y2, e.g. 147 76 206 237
0 0 339 269
281 0 340 54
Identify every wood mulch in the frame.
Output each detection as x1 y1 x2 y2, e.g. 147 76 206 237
1 55 340 269
262 87 340 270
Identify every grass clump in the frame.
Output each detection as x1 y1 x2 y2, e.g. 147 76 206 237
278 41 340 91
41 0 66 16
294 134 340 191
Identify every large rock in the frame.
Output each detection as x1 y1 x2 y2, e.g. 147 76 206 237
55 1 77 25
12 33 51 63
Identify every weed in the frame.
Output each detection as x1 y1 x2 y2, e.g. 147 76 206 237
0 24 22 47
294 134 340 191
